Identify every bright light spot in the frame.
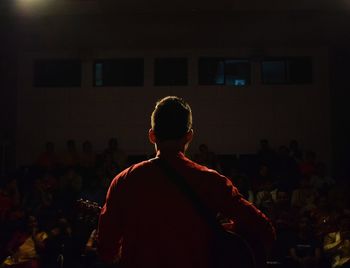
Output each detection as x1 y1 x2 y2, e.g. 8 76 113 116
15 0 54 16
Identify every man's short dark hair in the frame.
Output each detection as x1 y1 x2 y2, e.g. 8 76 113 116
151 96 192 141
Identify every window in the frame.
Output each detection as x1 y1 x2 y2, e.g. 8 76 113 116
262 57 313 84
198 58 251 86
94 59 144 87
34 60 82 87
154 58 188 86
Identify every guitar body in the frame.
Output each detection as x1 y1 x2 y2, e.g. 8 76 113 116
214 230 265 268
76 199 265 268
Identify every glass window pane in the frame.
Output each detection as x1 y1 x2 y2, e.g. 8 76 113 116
225 60 251 86
199 58 250 86
198 58 224 85
262 60 287 84
94 59 144 87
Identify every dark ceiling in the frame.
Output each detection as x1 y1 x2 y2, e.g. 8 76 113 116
1 0 350 50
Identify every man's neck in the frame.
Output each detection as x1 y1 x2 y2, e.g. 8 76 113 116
156 140 186 155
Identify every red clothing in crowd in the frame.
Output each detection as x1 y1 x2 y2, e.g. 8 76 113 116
98 151 275 268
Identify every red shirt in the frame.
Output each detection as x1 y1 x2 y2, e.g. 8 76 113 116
98 151 275 268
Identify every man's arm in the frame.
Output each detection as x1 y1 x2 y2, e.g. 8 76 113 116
97 173 126 263
211 174 276 250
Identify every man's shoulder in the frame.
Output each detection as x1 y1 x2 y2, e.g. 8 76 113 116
183 157 234 188
111 159 154 182
111 156 230 187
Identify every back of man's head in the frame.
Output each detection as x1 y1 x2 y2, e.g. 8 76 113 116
151 96 192 142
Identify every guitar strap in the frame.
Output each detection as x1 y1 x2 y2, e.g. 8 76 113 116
152 157 223 233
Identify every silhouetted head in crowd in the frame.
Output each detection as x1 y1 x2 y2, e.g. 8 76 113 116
108 138 119 151
260 139 271 151
297 215 313 236
199 144 209 154
315 162 327 177
67 139 76 152
338 213 350 228
259 163 270 177
14 214 39 233
305 151 316 163
45 142 55 153
1 175 16 190
289 140 303 161
278 145 290 157
82 140 93 153
289 140 299 151
149 96 193 152
275 189 290 209
299 176 312 189
28 214 39 230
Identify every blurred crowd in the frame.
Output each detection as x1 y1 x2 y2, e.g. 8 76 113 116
0 138 349 268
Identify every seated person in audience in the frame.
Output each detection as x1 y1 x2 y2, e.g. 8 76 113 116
268 190 296 266
22 177 52 215
299 151 317 178
80 140 97 169
310 194 339 240
328 181 350 213
257 139 276 167
43 217 76 268
103 138 128 171
274 145 299 190
310 162 335 193
59 167 82 194
2 215 47 268
193 143 221 171
40 172 58 196
85 229 97 255
271 189 297 223
255 178 277 215
289 139 303 163
79 176 104 206
251 163 273 195
83 229 105 268
324 214 350 268
55 167 83 212
36 142 59 171
289 215 321 268
291 176 318 213
0 177 20 222
61 140 80 168
229 168 253 201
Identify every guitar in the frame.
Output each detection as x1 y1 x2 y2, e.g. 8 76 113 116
75 199 264 268
75 199 101 227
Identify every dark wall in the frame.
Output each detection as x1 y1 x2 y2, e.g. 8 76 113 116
0 18 18 174
330 48 350 178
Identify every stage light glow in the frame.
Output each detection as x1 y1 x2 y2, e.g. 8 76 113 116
15 0 54 16
16 0 44 7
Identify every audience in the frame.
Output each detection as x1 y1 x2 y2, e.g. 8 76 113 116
289 215 322 268
62 140 80 168
36 142 59 171
103 138 127 172
0 137 348 268
291 176 319 214
310 162 335 193
323 215 350 268
80 141 97 170
289 140 303 163
193 143 222 171
2 214 47 268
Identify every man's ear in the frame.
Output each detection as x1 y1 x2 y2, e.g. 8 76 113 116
148 129 156 144
184 129 194 144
